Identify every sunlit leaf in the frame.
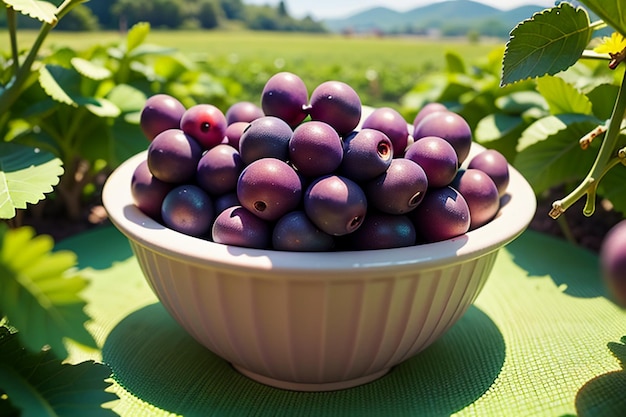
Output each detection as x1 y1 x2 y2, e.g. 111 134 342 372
515 114 600 193
0 329 118 417
106 84 146 113
445 51 466 74
126 22 151 53
581 0 626 37
536 75 593 115
474 113 528 162
85 98 121 118
495 91 548 115
38 65 78 106
0 225 97 356
475 113 524 143
0 143 63 219
71 57 112 81
39 64 104 109
4 0 57 24
501 3 592 86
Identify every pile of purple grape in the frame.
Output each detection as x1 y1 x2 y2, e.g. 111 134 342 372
132 71 510 251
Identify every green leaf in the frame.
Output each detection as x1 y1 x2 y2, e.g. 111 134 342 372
39 64 105 110
38 65 79 106
106 84 146 113
501 3 593 86
581 0 626 37
597 161 626 217
4 0 57 24
514 114 600 194
126 22 151 53
0 329 118 417
85 98 121 118
71 57 112 81
474 114 528 162
586 83 620 120
0 142 63 219
445 51 466 74
495 91 548 115
536 75 593 115
0 225 97 356
475 113 524 143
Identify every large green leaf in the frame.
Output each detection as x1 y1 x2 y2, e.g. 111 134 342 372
515 114 601 193
0 142 63 219
3 0 57 24
501 3 593 86
0 225 97 357
581 0 626 37
0 328 118 417
536 75 593 115
39 65 121 117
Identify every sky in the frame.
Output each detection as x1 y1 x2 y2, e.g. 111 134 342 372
245 0 557 19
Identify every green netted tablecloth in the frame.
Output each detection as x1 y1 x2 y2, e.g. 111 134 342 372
58 226 626 417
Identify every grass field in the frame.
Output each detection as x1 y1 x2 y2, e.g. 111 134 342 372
7 30 498 64
3 30 502 108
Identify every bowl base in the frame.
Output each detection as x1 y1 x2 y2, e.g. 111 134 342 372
233 365 391 392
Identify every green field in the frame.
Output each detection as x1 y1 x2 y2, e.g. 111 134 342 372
9 30 497 63
3 30 502 109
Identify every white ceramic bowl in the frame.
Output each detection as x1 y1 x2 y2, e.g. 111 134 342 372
103 140 535 391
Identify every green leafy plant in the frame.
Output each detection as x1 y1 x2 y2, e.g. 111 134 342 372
0 1 121 415
500 0 626 220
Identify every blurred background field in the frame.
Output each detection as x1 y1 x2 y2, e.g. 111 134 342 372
2 29 498 109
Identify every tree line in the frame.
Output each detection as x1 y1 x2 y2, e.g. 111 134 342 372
2 0 327 32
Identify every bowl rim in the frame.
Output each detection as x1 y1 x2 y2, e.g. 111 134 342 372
103 142 536 278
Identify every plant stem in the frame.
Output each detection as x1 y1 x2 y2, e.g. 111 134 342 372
550 68 626 218
6 7 19 76
0 0 83 116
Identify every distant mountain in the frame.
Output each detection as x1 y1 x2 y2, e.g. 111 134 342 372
321 0 547 37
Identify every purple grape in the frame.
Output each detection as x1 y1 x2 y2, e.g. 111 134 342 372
412 102 447 131
413 110 472 164
365 158 428 215
467 149 510 197
225 101 264 125
238 116 293 165
343 212 416 250
304 175 367 236
196 144 244 195
340 129 393 182
410 186 470 243
272 211 335 252
140 94 186 141
212 205 271 249
213 192 241 214
161 184 214 237
147 128 203 184
180 104 227 150
130 159 175 221
600 220 626 307
451 169 500 230
404 136 459 188
237 158 302 221
261 72 309 128
362 107 410 157
289 121 343 178
224 121 248 150
309 81 361 136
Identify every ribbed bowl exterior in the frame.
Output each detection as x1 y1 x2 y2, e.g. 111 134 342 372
131 239 498 387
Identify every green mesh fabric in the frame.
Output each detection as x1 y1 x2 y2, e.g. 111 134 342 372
59 227 626 417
